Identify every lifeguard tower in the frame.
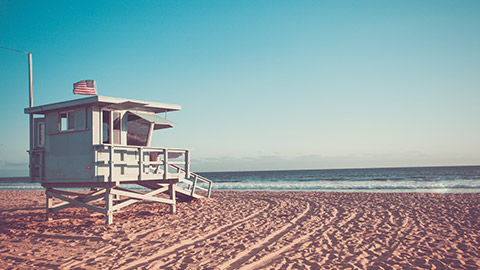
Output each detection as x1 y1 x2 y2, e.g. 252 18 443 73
25 95 212 224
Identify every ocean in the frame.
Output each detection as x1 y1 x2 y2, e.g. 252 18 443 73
1 166 480 193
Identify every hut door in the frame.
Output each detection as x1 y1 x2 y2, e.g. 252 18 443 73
35 118 46 148
31 118 45 179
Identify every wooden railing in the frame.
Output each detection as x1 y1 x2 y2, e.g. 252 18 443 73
169 164 213 198
94 144 190 182
94 144 212 198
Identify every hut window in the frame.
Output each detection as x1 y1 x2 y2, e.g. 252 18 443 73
59 111 74 131
127 114 149 146
103 111 121 144
102 111 110 143
112 112 121 144
38 122 45 147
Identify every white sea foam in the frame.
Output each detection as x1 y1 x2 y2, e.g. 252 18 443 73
211 179 480 192
1 166 479 193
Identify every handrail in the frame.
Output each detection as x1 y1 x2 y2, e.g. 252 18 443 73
169 164 212 184
94 144 190 181
169 163 212 198
93 144 189 152
93 144 212 199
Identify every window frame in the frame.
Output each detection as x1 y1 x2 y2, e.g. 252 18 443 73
37 121 45 147
59 110 75 132
102 109 122 145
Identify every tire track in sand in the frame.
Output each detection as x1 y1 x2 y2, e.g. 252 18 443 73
116 198 278 270
261 200 414 269
216 200 314 270
242 204 350 269
369 215 414 268
61 197 276 270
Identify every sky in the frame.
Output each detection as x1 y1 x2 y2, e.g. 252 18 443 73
1 0 479 175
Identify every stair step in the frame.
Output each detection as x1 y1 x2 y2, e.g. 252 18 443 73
175 186 205 199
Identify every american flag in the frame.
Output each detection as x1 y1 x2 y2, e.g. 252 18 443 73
73 80 97 95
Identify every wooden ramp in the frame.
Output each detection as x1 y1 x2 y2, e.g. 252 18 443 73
166 164 213 201
175 186 204 201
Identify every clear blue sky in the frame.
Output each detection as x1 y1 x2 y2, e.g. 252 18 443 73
1 0 479 175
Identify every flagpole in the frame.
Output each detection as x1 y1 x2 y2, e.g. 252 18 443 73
0 46 34 181
28 53 33 107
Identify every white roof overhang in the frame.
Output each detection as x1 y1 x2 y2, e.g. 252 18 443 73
25 96 181 114
127 111 175 130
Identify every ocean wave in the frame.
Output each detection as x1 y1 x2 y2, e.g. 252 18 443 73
0 183 42 190
2 166 479 193
211 180 480 193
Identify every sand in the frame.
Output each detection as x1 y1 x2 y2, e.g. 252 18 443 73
0 190 479 269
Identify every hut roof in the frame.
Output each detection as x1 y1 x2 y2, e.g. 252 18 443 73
24 96 181 114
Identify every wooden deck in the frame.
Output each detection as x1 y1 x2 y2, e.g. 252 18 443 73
41 144 212 224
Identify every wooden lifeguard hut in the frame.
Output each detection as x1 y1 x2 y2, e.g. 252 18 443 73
25 95 212 224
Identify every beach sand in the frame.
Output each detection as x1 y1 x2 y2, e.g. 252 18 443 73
0 190 479 269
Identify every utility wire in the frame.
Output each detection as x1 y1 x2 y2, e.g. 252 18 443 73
0 46 28 54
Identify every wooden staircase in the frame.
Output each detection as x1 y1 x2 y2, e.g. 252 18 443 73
167 164 213 201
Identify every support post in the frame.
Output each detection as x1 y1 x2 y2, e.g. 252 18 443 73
163 149 168 180
138 147 143 180
99 108 104 145
29 115 34 182
105 187 113 224
185 150 190 179
28 54 33 182
169 183 176 214
46 189 53 221
191 175 198 197
109 146 114 182
207 182 212 198
146 122 154 146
